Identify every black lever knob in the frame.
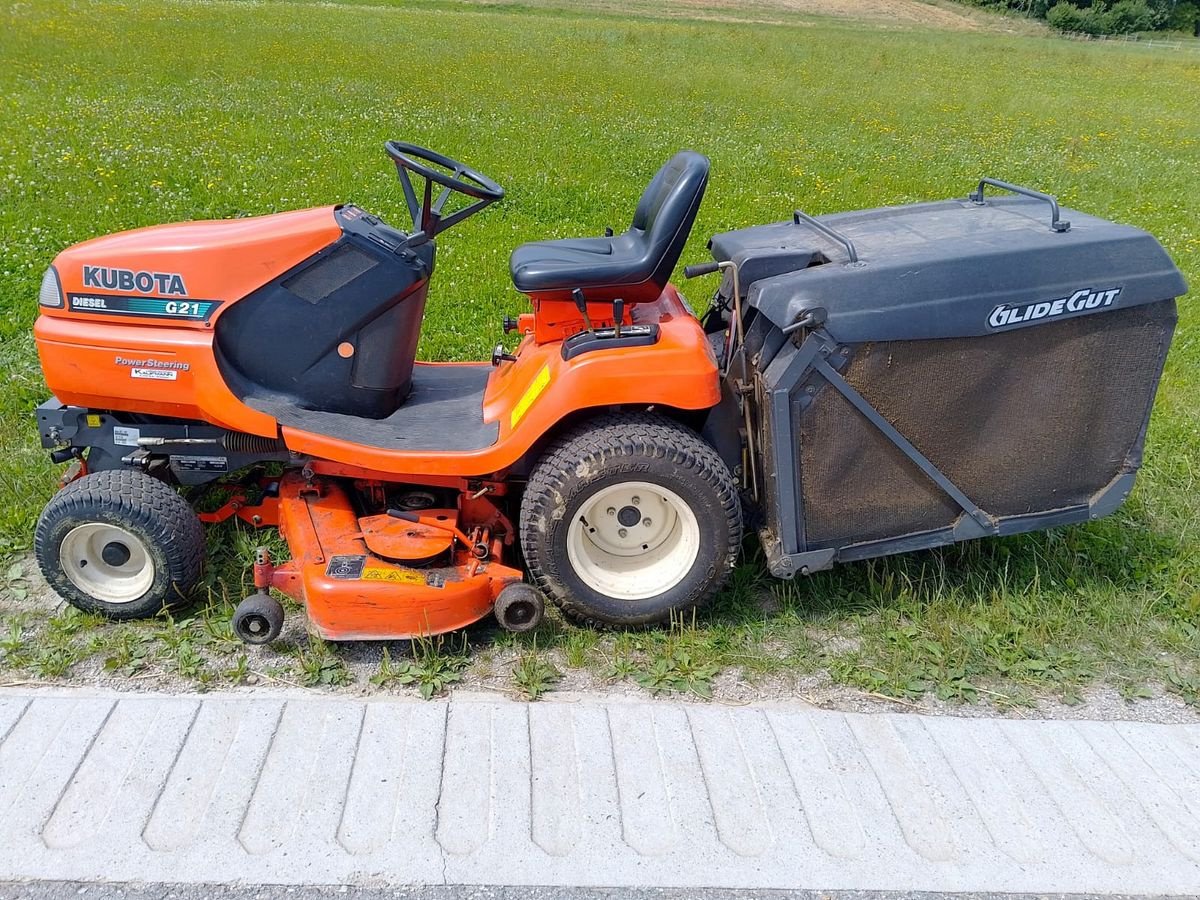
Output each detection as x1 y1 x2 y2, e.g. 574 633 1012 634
683 261 721 279
612 298 624 338
572 288 594 333
492 344 518 366
502 315 520 334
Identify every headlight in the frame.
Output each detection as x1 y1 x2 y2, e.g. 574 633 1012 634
38 266 63 308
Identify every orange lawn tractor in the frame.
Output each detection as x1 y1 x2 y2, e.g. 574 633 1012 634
30 143 1185 644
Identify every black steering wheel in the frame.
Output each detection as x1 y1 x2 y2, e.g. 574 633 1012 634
384 141 504 239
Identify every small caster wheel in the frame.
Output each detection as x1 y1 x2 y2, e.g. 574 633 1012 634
494 582 544 633
233 591 284 645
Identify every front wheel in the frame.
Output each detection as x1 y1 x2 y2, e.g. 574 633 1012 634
34 469 205 620
519 413 741 627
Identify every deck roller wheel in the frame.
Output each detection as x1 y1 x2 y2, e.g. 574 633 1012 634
233 591 285 645
494 582 545 633
34 469 205 620
520 412 742 627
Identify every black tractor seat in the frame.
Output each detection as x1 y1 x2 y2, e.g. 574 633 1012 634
509 150 710 303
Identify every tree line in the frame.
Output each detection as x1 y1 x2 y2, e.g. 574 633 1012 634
960 0 1200 35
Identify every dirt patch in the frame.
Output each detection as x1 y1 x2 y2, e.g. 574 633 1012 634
461 0 1039 32
684 0 984 30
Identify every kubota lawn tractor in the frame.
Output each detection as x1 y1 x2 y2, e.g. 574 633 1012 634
30 143 1186 644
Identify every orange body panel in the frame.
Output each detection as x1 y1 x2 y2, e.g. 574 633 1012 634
273 474 522 640
531 297 622 343
34 315 279 433
36 205 341 430
280 287 720 476
45 206 341 329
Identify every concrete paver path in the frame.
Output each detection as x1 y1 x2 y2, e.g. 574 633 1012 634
0 687 1197 894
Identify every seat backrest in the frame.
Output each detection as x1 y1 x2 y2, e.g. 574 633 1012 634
630 150 710 292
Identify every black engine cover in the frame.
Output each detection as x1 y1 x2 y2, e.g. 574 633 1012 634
216 206 435 419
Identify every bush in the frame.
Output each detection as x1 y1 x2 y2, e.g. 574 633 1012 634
971 0 1182 33
1167 0 1200 34
1046 1 1104 32
1103 0 1158 32
963 0 1053 14
969 0 1056 15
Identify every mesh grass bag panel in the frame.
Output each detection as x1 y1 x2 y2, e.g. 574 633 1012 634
798 300 1175 547
799 386 961 546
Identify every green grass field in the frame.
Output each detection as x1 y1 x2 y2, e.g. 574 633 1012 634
0 0 1197 703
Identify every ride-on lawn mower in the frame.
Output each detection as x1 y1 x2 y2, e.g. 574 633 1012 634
31 143 1186 644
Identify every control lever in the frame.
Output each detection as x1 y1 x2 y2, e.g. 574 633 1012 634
572 288 594 334
683 261 721 279
612 298 624 338
683 259 744 374
491 344 518 366
50 446 82 464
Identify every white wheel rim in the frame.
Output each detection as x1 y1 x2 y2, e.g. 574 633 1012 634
59 523 155 604
566 481 701 601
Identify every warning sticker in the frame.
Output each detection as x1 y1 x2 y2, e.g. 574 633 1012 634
362 566 425 585
324 557 445 587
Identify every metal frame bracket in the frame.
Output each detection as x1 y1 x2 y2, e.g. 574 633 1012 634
812 354 995 532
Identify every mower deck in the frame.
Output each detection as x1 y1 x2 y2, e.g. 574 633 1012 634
266 471 523 640
243 363 497 452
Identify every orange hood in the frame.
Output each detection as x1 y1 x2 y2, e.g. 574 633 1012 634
47 206 342 326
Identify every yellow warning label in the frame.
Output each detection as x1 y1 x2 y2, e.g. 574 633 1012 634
86 414 101 428
510 364 551 429
361 566 425 585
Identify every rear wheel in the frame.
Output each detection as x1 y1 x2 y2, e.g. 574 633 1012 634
35 470 205 620
520 413 741 627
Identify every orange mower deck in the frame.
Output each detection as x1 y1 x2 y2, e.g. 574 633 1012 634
264 472 524 640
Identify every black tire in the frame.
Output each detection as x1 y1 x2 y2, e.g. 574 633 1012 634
494 582 545 633
233 592 285 645
520 412 742 627
34 469 205 620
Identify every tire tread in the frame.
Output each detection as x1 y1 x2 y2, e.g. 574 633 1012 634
35 469 205 618
520 412 741 627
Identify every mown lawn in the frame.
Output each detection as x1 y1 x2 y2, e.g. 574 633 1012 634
0 0 1197 704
